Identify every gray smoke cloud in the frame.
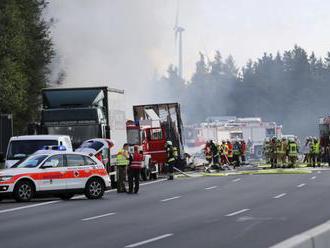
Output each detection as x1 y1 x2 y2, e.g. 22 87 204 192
45 0 180 117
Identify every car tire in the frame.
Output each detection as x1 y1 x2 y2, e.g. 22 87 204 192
151 173 158 180
14 180 34 202
85 178 105 199
59 193 75 200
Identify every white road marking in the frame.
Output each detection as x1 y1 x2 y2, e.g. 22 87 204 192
225 208 250 217
232 178 241 182
205 186 217 190
0 201 60 214
125 233 174 248
317 171 321 174
81 212 116 221
311 176 316 180
297 183 306 188
161 196 182 202
0 178 168 214
273 193 287 199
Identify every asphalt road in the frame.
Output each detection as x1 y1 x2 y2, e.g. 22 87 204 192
1 170 330 248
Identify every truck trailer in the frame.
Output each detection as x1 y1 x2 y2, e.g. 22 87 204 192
40 86 127 186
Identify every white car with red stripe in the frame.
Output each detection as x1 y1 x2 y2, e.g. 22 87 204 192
0 151 110 202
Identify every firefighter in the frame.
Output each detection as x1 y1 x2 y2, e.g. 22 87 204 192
220 140 229 165
287 139 298 168
303 137 311 166
279 137 288 168
311 138 321 167
232 140 241 168
263 138 271 164
166 141 177 180
227 140 233 165
128 145 143 194
240 140 247 165
210 140 220 170
204 141 212 164
270 137 278 168
116 143 130 193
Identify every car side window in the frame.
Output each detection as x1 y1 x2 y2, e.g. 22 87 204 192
44 155 64 167
66 154 85 167
84 156 97 166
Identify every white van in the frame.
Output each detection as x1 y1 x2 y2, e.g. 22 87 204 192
5 135 72 168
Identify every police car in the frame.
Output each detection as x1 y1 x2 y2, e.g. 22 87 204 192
0 150 110 202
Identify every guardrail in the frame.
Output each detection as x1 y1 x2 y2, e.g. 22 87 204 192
271 221 330 248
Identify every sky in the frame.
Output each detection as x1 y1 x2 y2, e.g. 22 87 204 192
46 0 330 105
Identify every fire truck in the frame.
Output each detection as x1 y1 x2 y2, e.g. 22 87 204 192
126 103 185 179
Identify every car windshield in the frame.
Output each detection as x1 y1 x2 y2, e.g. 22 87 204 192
7 140 58 160
14 155 48 168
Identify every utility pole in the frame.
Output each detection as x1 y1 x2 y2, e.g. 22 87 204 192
174 0 184 79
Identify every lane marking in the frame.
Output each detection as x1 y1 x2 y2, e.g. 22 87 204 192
0 201 60 214
205 186 217 190
125 233 174 248
81 212 116 221
161 196 182 202
0 178 168 214
317 171 321 174
311 176 316 180
273 193 287 199
232 178 241 182
225 208 250 217
297 183 306 188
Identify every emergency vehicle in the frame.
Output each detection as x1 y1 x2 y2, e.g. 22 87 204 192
0 150 110 202
126 103 185 179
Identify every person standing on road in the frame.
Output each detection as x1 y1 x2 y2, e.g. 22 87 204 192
116 143 130 193
128 145 143 194
232 141 241 168
287 139 298 168
166 141 177 180
270 137 278 168
311 138 321 167
227 140 233 165
204 141 212 165
240 140 247 165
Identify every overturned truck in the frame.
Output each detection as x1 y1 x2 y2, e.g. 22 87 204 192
127 103 185 176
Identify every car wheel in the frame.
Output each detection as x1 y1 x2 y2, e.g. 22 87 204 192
85 178 105 199
14 180 34 202
59 193 75 200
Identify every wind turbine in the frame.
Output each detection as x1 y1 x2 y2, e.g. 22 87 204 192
174 1 184 79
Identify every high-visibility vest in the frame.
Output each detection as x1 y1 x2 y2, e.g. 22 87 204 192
117 149 129 166
233 144 241 155
222 144 228 155
167 146 176 162
312 142 320 154
288 143 298 156
130 152 143 169
227 144 233 158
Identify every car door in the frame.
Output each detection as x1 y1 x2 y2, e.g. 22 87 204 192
38 154 67 191
65 154 93 189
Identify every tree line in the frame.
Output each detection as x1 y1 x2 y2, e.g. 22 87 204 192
157 45 330 138
0 0 53 133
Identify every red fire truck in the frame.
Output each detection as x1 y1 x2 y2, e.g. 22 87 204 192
126 103 185 180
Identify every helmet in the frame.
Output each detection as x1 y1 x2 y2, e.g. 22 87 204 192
166 141 173 146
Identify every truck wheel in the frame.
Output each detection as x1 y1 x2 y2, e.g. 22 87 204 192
141 168 150 181
14 180 34 202
85 178 105 199
59 193 75 200
151 173 158 180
